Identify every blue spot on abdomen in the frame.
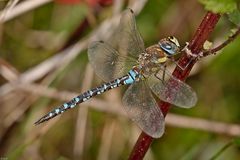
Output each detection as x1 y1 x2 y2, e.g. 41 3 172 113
124 69 138 84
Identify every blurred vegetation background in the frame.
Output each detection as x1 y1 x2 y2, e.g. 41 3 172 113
0 0 240 160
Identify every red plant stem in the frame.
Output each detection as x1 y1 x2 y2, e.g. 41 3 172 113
128 11 221 160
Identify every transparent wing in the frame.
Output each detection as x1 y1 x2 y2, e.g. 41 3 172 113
122 81 165 138
109 8 145 58
147 68 198 108
88 41 137 82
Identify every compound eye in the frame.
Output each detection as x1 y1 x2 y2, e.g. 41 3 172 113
159 41 177 56
161 41 173 50
164 43 172 50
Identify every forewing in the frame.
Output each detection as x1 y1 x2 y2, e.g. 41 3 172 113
88 41 137 82
110 9 145 58
147 69 197 108
122 81 165 138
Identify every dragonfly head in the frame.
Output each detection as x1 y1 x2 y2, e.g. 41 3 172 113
159 36 180 57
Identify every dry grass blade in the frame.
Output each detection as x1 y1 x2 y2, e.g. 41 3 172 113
97 121 116 160
0 40 89 96
0 0 19 22
166 114 240 137
0 0 52 23
73 64 94 159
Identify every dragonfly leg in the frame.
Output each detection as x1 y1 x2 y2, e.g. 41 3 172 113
154 72 164 84
170 56 194 71
162 65 167 82
182 42 200 59
169 42 203 71
154 65 167 84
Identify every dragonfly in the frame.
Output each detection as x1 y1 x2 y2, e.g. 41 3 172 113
35 9 197 138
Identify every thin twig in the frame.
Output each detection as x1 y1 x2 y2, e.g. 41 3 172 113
201 27 240 57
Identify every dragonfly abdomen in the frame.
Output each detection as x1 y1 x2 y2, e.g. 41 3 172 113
35 73 136 125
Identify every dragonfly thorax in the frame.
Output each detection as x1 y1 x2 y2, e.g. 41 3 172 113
137 44 168 77
137 37 180 77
